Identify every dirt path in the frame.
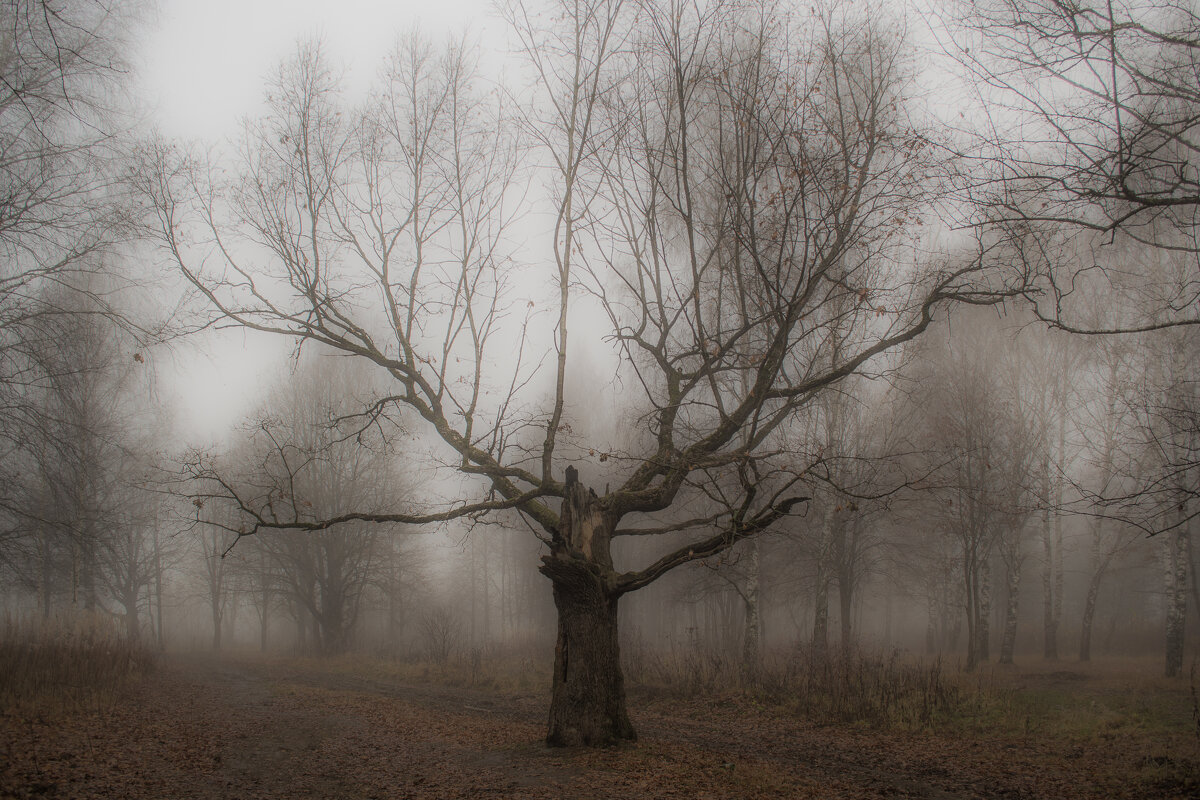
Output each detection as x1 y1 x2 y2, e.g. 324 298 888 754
0 655 1192 799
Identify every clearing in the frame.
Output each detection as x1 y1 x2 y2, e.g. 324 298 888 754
1 654 1197 799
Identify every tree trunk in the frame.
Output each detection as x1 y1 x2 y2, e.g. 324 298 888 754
742 539 761 682
540 466 635 747
124 598 140 641
965 548 978 672
38 529 53 619
154 528 165 651
212 607 223 651
999 560 1020 664
839 573 854 652
812 573 829 655
1079 567 1104 663
978 558 991 663
1165 528 1188 678
1041 470 1058 660
543 564 634 746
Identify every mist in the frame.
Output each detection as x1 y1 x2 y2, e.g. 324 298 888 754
1 0 1197 797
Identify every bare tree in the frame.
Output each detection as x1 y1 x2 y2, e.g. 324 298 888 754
0 0 141 512
1122 326 1198 675
909 312 1036 670
145 2 1027 746
1075 336 1143 661
943 0 1200 334
200 355 408 655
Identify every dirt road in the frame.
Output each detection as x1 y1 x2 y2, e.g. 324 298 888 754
0 655 1190 799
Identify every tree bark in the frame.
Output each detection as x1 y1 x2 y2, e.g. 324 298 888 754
1165 527 1188 678
540 467 635 747
741 539 762 683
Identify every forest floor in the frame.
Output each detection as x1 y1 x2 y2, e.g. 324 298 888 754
1 652 1198 799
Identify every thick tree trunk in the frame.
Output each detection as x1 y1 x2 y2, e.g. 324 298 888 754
540 466 635 747
544 564 634 746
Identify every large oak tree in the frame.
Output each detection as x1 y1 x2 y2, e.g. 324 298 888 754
146 0 1026 745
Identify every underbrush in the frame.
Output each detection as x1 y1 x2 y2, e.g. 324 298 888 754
625 643 980 729
272 641 1194 746
299 642 553 695
624 643 1196 745
0 614 154 716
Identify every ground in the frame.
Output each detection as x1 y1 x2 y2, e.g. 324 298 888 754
1 654 1197 799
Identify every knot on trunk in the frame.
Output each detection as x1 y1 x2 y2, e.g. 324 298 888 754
540 553 608 598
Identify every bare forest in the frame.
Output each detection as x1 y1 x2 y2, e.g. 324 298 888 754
1 0 1199 797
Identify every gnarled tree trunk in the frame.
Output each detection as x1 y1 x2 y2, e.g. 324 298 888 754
540 467 635 747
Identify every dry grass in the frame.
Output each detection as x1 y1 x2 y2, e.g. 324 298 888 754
623 639 1199 747
625 642 973 728
0 614 154 717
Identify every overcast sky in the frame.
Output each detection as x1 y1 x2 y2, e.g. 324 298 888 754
137 0 491 141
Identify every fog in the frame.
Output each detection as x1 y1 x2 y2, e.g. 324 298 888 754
1 0 1198 793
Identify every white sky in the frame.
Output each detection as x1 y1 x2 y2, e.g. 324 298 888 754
138 0 494 141
137 0 495 443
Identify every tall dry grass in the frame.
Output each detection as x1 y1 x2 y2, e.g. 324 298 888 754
624 640 984 729
0 614 154 715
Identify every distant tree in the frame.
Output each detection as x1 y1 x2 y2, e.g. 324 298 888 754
1074 336 1143 662
909 312 1036 670
0 279 157 629
1121 326 1198 676
198 356 410 655
0 0 140 527
1008 322 1082 660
